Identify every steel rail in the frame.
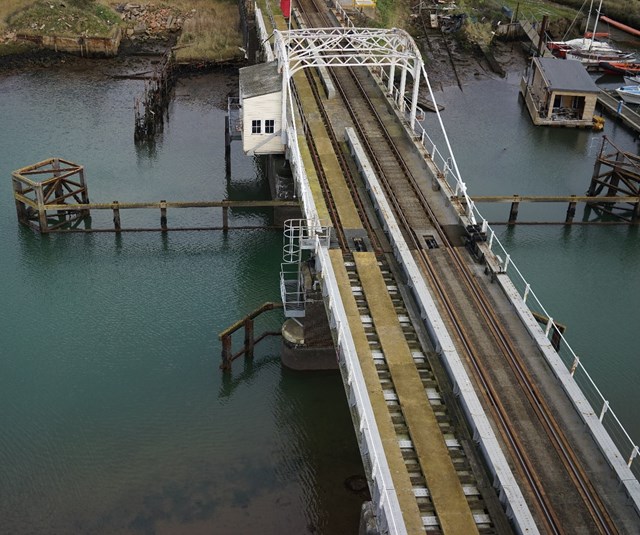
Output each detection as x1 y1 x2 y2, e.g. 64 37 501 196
293 2 494 532
329 62 563 534
289 77 349 251
335 56 618 534
301 57 383 254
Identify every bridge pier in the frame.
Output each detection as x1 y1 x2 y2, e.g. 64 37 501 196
281 258 337 371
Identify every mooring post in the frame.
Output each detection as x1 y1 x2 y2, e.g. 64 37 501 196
160 200 168 231
508 197 520 225
244 318 254 359
221 335 232 371
565 196 577 224
222 205 229 232
224 115 231 179
112 201 121 232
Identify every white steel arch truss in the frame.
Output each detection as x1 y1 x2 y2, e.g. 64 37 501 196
274 27 424 129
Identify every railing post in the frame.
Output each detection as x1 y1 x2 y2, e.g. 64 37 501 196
523 283 531 303
599 399 610 422
502 253 511 273
628 445 639 468
570 355 580 376
544 316 553 336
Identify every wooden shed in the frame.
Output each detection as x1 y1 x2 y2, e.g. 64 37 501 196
239 61 285 155
520 57 600 128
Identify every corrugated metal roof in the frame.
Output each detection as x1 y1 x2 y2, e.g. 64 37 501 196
240 61 281 98
535 57 600 93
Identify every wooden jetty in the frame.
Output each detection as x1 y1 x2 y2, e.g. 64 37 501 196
12 158 299 233
134 49 175 142
597 90 640 133
471 194 640 224
219 301 283 371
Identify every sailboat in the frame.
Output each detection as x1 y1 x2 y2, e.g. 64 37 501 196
547 0 633 65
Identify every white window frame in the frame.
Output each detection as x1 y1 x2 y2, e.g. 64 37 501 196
265 119 275 134
251 119 262 134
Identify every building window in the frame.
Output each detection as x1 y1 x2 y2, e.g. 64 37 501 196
265 119 275 134
251 120 261 134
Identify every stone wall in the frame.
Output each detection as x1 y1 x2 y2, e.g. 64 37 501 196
16 27 122 57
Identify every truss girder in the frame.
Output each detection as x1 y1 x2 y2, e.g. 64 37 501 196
275 27 421 76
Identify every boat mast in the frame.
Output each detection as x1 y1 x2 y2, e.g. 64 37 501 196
588 0 604 50
584 0 594 41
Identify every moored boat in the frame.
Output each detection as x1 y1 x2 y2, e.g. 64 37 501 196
615 85 640 105
566 49 635 68
599 61 640 76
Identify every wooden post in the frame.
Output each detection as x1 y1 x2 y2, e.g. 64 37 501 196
508 198 520 225
222 205 229 232
244 318 254 358
12 176 27 226
588 137 606 196
35 182 48 232
224 115 231 179
565 196 577 224
112 201 121 232
160 200 168 231
221 335 232 371
536 15 548 57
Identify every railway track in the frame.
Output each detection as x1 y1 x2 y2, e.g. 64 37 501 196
286 1 621 533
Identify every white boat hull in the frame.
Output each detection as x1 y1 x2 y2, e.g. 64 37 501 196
615 86 640 105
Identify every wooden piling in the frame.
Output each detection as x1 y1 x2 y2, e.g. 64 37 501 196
565 196 577 224
160 200 168 231
222 206 229 232
112 201 121 232
218 302 284 371
244 318 254 358
508 197 520 225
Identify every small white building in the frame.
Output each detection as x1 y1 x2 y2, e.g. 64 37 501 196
239 61 284 155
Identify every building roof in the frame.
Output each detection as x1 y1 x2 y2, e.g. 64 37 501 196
534 57 600 93
239 61 281 99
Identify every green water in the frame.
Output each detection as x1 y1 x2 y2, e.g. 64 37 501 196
430 71 640 443
0 68 364 533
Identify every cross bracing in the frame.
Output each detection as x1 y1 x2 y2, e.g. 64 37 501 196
274 27 422 76
273 26 477 226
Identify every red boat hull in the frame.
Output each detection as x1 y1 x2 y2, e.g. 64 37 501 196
599 61 640 76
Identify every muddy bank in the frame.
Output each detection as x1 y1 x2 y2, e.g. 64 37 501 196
416 26 529 90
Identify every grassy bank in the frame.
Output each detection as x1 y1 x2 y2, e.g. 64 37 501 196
164 0 242 62
1 0 242 63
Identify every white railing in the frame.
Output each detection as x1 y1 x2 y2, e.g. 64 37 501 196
274 0 640 510
328 0 640 493
318 244 407 535
281 58 407 532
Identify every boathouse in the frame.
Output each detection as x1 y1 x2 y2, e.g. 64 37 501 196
239 61 285 155
520 57 600 128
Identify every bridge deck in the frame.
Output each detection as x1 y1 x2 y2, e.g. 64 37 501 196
329 248 426 534
353 251 479 534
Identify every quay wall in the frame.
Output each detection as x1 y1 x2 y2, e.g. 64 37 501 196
16 27 122 57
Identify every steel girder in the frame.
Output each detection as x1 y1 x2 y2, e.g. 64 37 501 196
274 27 422 76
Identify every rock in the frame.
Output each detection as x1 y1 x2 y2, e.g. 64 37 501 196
133 23 147 35
124 3 140 11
